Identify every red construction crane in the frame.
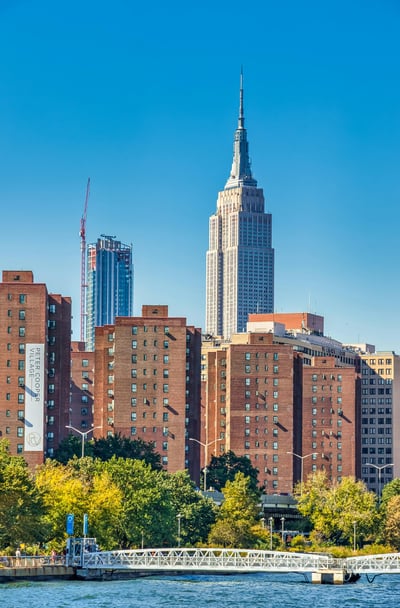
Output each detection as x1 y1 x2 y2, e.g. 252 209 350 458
80 178 90 342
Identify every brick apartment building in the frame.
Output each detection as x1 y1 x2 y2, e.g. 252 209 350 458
201 332 296 494
93 305 201 479
0 271 71 466
299 356 357 485
201 317 359 493
69 341 95 433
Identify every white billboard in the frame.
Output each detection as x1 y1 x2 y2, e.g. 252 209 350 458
24 344 45 452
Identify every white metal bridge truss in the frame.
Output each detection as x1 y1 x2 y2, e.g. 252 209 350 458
74 547 400 581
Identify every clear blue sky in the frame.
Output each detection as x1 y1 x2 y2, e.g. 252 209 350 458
1 0 399 351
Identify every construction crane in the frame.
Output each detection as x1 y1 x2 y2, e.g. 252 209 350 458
80 178 90 343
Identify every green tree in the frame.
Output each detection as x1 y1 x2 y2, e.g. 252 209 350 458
103 457 175 548
296 472 378 546
92 434 162 470
35 458 124 550
380 478 400 511
162 470 216 546
383 495 400 549
53 435 93 463
0 440 47 549
208 472 260 548
206 451 260 493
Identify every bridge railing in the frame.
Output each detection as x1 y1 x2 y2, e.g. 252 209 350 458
345 553 400 574
77 547 339 572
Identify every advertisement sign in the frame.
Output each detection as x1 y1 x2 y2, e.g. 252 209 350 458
24 344 45 452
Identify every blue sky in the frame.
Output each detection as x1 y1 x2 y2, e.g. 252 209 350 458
1 0 399 351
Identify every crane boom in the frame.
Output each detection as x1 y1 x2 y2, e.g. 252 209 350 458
80 178 90 342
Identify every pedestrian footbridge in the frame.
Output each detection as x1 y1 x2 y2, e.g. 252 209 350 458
68 546 400 583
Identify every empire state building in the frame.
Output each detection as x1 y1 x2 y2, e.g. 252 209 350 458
205 75 274 339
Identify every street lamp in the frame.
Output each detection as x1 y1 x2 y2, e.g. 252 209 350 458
353 521 357 551
368 463 394 506
65 425 101 458
189 437 222 492
281 517 285 545
269 517 273 551
177 513 182 548
287 451 318 496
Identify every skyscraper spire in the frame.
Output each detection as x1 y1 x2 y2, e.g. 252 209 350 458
238 67 244 130
225 69 257 189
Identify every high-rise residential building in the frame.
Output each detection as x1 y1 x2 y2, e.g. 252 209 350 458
200 315 359 493
205 74 274 339
86 235 133 351
355 351 400 493
69 341 94 433
93 305 202 479
300 356 357 485
0 271 71 466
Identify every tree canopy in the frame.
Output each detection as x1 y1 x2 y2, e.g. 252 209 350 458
208 472 261 548
206 451 260 493
295 472 377 546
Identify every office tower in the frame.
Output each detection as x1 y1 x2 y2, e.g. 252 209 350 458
93 305 201 478
356 352 400 493
86 235 133 351
0 271 71 466
205 75 274 339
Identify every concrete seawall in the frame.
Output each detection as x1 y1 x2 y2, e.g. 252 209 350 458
0 565 75 583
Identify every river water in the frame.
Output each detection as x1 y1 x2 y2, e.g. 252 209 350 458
1 573 400 607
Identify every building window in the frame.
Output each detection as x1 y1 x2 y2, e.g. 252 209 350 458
18 394 24 403
48 384 55 394
81 407 88 415
132 326 138 335
131 383 137 392
132 340 137 349
131 427 137 435
163 341 169 349
17 444 23 454
18 344 25 354
81 395 88 403
19 294 26 304
82 359 89 367
163 384 169 393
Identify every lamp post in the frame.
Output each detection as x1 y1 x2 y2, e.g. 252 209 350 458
177 513 182 548
189 437 222 492
281 517 285 545
269 517 273 551
65 425 101 458
287 451 318 496
368 463 394 506
353 520 357 551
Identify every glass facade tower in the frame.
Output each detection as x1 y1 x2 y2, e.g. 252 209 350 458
86 235 133 350
205 75 274 339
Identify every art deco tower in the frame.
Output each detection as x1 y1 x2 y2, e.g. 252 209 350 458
206 75 274 339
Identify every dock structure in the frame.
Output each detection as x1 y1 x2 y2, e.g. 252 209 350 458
1 545 400 585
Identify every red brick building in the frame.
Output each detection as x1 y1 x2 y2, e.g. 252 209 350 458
298 356 357 486
202 332 296 493
201 332 358 493
0 271 71 466
69 342 94 433
93 305 201 478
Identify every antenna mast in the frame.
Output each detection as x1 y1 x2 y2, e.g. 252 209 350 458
80 178 90 342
